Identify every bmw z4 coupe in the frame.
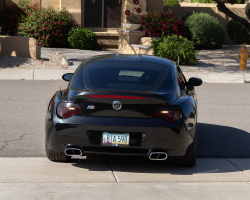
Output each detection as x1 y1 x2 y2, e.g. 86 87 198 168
45 54 202 166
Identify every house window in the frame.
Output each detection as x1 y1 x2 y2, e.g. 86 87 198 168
84 0 122 28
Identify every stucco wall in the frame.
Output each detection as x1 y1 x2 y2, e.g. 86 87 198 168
62 0 81 26
42 0 60 9
146 0 163 12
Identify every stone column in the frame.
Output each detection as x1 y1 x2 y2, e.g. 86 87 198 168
117 30 145 54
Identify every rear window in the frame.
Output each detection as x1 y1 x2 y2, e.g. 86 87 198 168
82 62 170 91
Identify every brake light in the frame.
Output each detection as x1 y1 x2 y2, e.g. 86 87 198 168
57 102 82 118
89 95 146 99
154 106 182 122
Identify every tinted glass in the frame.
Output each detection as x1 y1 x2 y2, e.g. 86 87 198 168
82 62 170 91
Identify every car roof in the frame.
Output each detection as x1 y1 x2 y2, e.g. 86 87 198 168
83 54 175 67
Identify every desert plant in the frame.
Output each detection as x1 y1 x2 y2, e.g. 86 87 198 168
151 34 198 65
17 5 76 47
137 10 184 37
67 27 97 49
184 12 225 49
163 0 180 6
227 19 250 44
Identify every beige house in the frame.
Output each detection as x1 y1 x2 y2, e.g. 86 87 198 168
5 0 163 48
4 0 248 47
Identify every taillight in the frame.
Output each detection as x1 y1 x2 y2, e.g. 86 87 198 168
154 106 182 122
57 102 82 118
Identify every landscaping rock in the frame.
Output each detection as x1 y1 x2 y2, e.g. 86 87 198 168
49 52 71 66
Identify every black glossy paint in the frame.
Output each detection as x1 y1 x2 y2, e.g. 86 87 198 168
45 54 201 157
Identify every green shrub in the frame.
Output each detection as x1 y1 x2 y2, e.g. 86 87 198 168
67 27 97 49
0 5 21 35
151 34 198 65
137 10 184 37
190 0 216 3
184 12 225 49
0 4 24 35
18 0 38 17
190 0 242 3
17 5 76 47
0 0 40 35
180 12 193 41
163 0 180 6
227 19 250 44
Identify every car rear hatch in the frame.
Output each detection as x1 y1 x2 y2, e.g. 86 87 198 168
70 60 174 118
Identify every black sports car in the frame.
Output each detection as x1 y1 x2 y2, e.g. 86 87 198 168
45 54 202 166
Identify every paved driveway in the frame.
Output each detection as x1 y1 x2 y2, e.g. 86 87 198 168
0 81 249 157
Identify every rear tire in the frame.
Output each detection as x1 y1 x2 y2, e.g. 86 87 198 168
46 148 71 162
174 133 196 167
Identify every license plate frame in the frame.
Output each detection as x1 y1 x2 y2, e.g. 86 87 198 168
102 132 130 146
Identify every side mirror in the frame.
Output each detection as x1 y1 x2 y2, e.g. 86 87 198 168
187 77 202 86
62 73 73 82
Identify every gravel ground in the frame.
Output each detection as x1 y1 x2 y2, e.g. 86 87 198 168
1 45 250 73
0 54 69 70
180 45 250 74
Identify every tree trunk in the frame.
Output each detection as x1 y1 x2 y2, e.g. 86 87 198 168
214 0 250 32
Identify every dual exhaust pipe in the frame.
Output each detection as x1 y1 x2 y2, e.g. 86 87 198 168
148 151 168 160
64 146 168 160
64 146 82 156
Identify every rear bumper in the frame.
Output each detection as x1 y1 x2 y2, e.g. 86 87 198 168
83 147 150 156
45 113 196 157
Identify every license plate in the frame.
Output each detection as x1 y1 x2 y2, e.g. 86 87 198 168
102 132 129 146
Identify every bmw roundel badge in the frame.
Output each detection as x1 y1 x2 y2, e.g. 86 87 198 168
112 100 122 110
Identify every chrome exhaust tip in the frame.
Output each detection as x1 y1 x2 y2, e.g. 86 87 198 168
149 152 168 160
64 148 82 156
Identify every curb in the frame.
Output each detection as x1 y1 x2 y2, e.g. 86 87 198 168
0 69 75 80
184 72 246 83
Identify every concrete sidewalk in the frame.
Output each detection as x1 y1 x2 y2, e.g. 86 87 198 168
0 69 75 80
0 158 250 199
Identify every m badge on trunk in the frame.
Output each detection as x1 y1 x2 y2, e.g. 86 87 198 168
112 100 122 110
87 105 95 109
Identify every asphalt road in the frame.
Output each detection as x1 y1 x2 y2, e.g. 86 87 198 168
0 80 249 157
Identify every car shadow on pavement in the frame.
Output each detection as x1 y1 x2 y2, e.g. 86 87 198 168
196 123 250 158
68 123 250 175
